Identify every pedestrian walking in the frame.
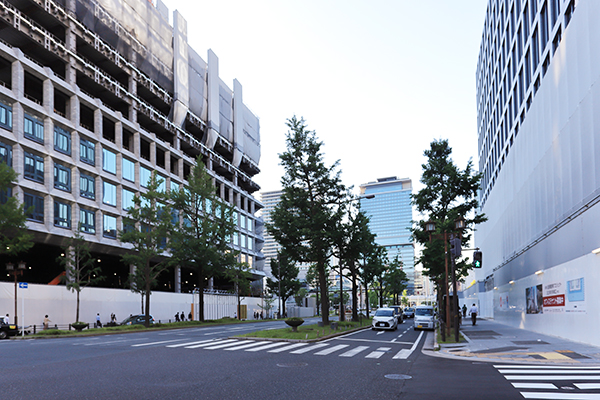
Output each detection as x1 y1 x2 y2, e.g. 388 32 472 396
43 315 50 330
462 304 467 318
180 311 185 322
96 313 102 328
470 303 478 326
188 311 192 321
175 312 180 322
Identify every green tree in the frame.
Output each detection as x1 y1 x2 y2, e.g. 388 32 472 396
0 162 33 257
268 116 347 326
57 229 103 323
411 139 486 338
120 172 173 327
384 256 408 305
295 287 308 306
362 245 388 310
266 252 301 316
224 261 251 319
170 156 237 321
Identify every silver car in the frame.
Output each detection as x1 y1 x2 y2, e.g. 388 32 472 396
413 306 435 331
371 308 398 331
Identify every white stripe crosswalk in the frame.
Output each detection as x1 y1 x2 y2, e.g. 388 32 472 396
129 338 419 360
495 365 600 399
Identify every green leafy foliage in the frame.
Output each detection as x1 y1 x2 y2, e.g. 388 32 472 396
266 252 301 315
0 161 33 256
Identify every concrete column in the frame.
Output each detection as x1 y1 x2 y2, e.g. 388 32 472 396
128 75 137 123
94 108 102 137
66 21 77 86
174 266 181 293
43 78 53 114
70 95 79 128
11 58 24 99
150 141 156 166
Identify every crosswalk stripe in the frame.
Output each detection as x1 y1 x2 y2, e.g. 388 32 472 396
314 345 349 355
506 375 600 381
225 342 270 351
167 339 214 348
512 383 557 389
393 349 412 359
131 339 186 347
575 384 600 390
245 342 288 352
500 369 600 374
365 351 385 359
268 343 309 353
495 365 600 369
520 393 600 399
339 346 369 357
290 344 328 354
186 339 237 349
205 341 253 350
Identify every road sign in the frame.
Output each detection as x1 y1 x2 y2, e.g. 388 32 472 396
18 282 28 289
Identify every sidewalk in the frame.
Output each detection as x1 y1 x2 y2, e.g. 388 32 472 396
426 318 600 364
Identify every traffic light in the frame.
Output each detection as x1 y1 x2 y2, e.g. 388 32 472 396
450 238 462 258
473 251 482 268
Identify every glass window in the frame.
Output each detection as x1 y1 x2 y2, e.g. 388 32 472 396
232 232 239 246
0 141 12 166
140 166 151 188
24 192 43 222
170 181 179 192
24 152 44 183
103 181 117 206
54 163 71 192
122 188 135 211
241 215 246 230
24 114 43 143
103 214 117 238
54 200 71 228
80 208 95 234
122 158 135 182
103 148 116 174
0 101 12 130
157 175 166 192
80 173 95 200
54 126 71 155
247 218 252 231
248 237 253 250
80 139 95 166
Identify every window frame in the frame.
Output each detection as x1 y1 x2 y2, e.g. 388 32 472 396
80 138 95 166
54 126 71 155
80 207 96 234
102 180 117 206
24 152 44 183
102 148 117 175
53 162 71 192
0 101 12 131
122 157 135 182
54 200 71 229
80 173 95 200
24 192 44 222
24 114 44 143
103 214 117 239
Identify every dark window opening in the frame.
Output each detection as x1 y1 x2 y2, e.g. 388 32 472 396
140 138 151 161
122 127 134 152
183 163 191 181
54 89 69 118
552 28 562 55
24 72 43 105
170 156 178 175
0 56 11 89
102 117 115 143
156 147 165 169
80 103 95 132
565 0 575 27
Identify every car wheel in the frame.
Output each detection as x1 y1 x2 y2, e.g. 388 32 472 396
0 331 7 339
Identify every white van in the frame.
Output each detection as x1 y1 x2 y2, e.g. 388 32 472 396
413 305 435 331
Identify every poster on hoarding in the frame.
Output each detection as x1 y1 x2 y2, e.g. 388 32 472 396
526 284 543 314
543 281 565 313
565 277 585 313
498 292 509 310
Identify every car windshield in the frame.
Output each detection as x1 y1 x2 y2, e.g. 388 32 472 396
415 308 433 316
406 308 414 312
375 309 393 317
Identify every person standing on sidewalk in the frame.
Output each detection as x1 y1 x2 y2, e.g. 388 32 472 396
470 303 478 326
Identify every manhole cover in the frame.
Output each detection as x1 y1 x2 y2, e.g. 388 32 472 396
277 362 308 368
385 374 412 380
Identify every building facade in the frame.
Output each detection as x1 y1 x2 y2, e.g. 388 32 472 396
0 0 264 292
469 0 600 346
359 177 416 294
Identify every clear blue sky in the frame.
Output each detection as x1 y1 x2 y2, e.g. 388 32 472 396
163 0 488 196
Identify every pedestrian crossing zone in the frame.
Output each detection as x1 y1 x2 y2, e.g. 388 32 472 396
495 364 600 399
133 338 415 360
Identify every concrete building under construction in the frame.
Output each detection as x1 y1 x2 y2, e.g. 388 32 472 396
0 0 265 292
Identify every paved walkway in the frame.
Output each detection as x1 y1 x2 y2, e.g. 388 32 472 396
423 318 600 365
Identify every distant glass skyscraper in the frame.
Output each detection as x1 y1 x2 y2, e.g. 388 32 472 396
359 177 416 294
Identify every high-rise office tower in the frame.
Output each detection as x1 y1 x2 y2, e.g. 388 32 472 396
0 0 264 292
359 177 416 294
472 0 600 345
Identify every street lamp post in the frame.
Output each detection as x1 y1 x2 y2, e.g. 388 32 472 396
6 261 26 325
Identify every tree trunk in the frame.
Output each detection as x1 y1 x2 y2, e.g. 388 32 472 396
339 264 344 322
317 260 329 325
76 290 80 322
197 270 206 321
364 281 369 317
350 263 358 322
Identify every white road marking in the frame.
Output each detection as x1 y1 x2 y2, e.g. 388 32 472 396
506 375 600 381
205 341 251 350
268 343 309 353
186 339 237 349
225 342 270 351
314 344 349 355
167 339 214 348
575 384 600 390
393 331 423 359
339 346 370 357
290 344 328 354
520 393 600 399
512 383 557 389
131 339 186 347
245 342 288 352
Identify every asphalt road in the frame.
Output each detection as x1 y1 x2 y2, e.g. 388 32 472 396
0 319 526 399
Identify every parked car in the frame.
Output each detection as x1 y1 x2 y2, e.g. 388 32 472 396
371 308 398 331
0 321 19 339
403 307 415 319
120 314 155 326
389 305 404 323
413 305 435 331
